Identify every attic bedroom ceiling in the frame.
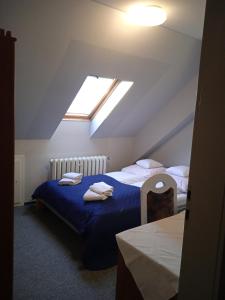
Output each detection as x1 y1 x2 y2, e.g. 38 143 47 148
0 0 206 139
92 0 206 39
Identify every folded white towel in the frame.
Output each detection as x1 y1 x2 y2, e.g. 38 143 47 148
83 189 108 201
89 182 113 196
63 172 83 180
58 178 81 186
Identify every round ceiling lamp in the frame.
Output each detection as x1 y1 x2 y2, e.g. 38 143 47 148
125 5 167 27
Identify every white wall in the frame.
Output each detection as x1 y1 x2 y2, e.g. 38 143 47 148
133 75 198 160
150 121 194 166
15 120 134 202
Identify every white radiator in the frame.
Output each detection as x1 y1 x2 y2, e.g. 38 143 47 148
50 155 108 180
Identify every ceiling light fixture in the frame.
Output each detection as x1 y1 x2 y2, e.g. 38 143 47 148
125 5 167 27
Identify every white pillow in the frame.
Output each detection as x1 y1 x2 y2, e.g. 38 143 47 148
166 166 189 177
135 159 163 169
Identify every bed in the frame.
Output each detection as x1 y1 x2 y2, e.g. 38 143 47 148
32 161 188 270
33 174 141 270
107 165 188 212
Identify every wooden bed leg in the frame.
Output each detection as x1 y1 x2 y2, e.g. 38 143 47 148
36 199 44 209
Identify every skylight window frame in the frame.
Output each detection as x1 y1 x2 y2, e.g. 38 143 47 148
64 78 120 121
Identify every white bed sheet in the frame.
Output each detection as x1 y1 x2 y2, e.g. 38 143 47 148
121 165 166 179
177 193 187 210
105 171 146 185
107 166 166 185
131 181 187 211
116 211 185 300
106 171 187 211
166 173 188 193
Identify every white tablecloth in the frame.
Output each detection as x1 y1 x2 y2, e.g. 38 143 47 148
116 211 185 300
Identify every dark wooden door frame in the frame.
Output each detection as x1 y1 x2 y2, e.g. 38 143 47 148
178 0 225 299
0 29 16 300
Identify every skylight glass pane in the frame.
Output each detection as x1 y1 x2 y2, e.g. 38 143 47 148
67 76 114 116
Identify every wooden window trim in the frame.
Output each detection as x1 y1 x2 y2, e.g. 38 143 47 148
63 114 90 121
90 79 120 120
64 79 120 121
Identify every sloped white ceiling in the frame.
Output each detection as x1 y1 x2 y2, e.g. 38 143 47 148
91 40 201 137
27 41 168 138
0 0 203 139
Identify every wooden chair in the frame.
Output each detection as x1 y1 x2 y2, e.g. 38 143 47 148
141 174 177 224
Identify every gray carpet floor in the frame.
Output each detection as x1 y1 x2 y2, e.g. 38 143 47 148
14 205 116 300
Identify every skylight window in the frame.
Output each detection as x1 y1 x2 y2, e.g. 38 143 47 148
94 81 134 122
64 75 133 120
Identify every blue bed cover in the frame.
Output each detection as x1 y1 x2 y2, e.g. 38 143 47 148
32 174 141 270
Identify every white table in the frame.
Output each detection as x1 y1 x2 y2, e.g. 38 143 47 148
116 211 185 300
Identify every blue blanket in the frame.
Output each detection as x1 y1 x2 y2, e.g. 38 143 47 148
32 175 141 270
